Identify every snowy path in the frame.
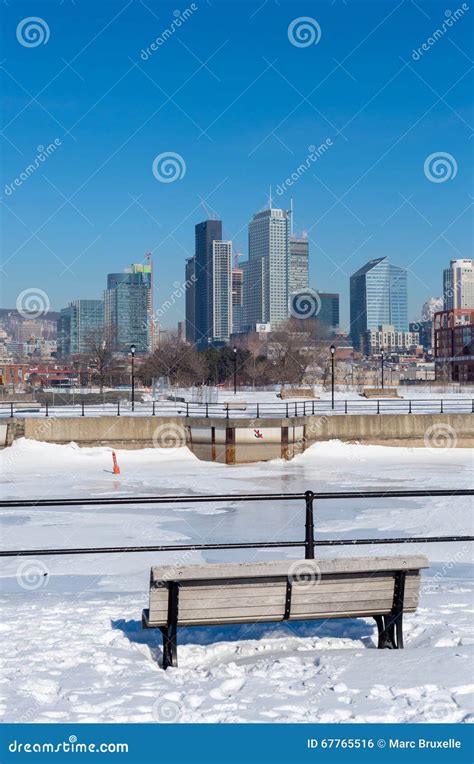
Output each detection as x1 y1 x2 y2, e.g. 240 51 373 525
0 439 473 723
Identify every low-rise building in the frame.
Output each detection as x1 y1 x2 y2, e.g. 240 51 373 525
363 325 420 356
434 309 474 382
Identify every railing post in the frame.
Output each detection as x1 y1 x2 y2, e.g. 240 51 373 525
10 403 13 418
377 400 380 415
304 490 315 560
312 400 315 415
45 401 49 418
152 401 155 416
408 399 412 414
81 401 85 417
205 403 209 419
472 399 474 414
344 400 348 414
117 400 120 416
186 402 189 417
440 399 443 413
256 402 260 419
286 402 289 418
226 404 229 420
294 402 297 417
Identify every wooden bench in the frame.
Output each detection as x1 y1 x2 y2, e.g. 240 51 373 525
361 388 401 399
142 555 429 669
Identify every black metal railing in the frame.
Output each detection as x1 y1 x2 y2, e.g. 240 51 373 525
1 397 473 419
0 489 472 560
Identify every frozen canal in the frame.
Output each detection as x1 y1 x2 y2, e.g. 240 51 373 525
0 438 473 723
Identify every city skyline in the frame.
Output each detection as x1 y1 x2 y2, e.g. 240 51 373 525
1 0 472 332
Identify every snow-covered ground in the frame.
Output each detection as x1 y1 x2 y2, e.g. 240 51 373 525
0 438 473 723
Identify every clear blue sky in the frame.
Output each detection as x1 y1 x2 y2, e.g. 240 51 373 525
1 0 473 331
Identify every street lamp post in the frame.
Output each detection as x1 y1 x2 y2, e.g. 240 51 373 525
130 344 136 411
233 346 237 395
330 344 336 410
380 346 385 389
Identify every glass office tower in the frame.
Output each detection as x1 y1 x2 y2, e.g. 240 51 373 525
105 267 151 353
350 257 408 350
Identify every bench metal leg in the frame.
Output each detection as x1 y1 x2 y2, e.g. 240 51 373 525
161 581 179 669
374 571 406 650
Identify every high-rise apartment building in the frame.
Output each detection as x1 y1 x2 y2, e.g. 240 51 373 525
212 240 233 343
185 256 196 344
243 207 290 330
288 236 309 295
104 265 151 353
443 259 474 310
57 299 104 357
350 256 408 351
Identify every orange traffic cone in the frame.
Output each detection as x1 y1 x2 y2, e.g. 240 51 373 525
112 451 121 475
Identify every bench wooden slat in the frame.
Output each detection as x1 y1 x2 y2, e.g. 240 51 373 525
150 555 429 583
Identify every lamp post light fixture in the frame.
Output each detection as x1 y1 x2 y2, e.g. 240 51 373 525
380 346 385 389
130 343 136 411
233 346 237 395
330 344 336 410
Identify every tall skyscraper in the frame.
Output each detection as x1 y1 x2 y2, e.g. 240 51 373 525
194 221 233 346
350 256 408 350
288 236 309 295
443 259 474 310
104 265 151 353
57 299 104 357
194 220 222 347
243 207 290 329
232 267 244 334
185 256 196 344
212 240 233 343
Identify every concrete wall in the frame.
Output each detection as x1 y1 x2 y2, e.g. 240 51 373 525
7 412 474 459
304 413 474 448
